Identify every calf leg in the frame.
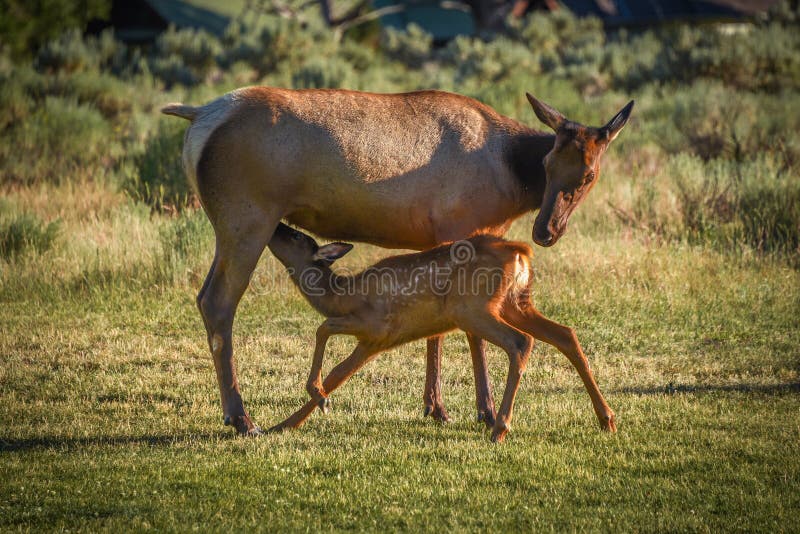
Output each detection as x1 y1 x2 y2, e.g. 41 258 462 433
307 316 361 413
271 342 378 431
502 303 616 432
455 313 533 443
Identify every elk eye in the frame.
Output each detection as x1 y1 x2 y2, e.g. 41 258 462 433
292 232 302 241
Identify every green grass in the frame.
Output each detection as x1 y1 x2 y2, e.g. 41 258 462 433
1 215 798 531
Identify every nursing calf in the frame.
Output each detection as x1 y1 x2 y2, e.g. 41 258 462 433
267 223 615 442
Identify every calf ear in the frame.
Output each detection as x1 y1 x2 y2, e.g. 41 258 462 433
313 242 353 263
601 100 634 143
526 93 565 132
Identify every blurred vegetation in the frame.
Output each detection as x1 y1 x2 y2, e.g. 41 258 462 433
0 0 110 60
0 0 798 280
0 202 60 259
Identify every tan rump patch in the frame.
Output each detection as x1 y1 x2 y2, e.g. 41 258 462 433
183 89 246 192
514 253 530 288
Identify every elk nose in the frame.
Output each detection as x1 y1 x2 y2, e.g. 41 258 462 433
533 233 554 247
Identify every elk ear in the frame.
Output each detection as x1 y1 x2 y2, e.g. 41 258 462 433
600 100 634 143
526 93 565 132
313 242 353 263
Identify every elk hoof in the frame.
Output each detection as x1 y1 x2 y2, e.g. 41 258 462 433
246 425 264 437
424 404 451 423
224 415 262 436
491 421 510 443
318 397 331 414
601 413 617 433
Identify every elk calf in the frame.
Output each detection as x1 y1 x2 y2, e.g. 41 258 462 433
268 223 615 442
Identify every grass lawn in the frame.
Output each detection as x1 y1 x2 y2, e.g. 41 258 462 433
2 219 798 531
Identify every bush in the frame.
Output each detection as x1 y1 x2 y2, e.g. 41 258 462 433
126 118 193 212
441 35 538 85
149 27 222 87
0 0 110 60
0 96 113 184
381 23 433 69
619 154 800 261
35 29 124 74
0 76 33 129
0 211 60 259
292 56 356 89
220 17 322 77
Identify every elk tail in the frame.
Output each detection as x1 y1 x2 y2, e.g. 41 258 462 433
161 103 199 121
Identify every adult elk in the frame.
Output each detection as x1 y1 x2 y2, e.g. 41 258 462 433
162 87 633 435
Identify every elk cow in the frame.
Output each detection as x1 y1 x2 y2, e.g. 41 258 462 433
162 87 632 435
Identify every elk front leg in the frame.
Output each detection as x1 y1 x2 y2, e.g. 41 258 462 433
423 336 451 423
307 317 360 413
467 333 496 427
271 343 378 431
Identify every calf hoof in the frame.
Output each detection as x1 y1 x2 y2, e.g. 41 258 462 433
423 404 451 424
318 397 331 414
600 413 617 433
491 422 510 443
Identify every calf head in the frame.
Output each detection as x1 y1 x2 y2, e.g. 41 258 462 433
270 223 353 271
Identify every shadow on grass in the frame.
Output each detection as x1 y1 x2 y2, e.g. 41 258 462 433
0 432 224 453
614 381 800 396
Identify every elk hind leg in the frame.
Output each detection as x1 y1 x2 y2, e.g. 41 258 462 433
198 218 277 435
502 303 616 432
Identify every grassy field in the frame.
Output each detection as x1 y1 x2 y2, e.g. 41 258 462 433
2 210 798 531
2 2 800 531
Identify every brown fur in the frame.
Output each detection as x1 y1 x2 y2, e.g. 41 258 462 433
267 224 616 442
162 87 632 434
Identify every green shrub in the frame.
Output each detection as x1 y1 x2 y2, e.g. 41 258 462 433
381 23 433 69
35 29 124 74
150 27 222 87
620 154 800 262
0 76 33 129
292 56 356 89
220 17 321 77
49 70 135 117
441 35 538 85
0 0 110 60
0 211 60 259
126 118 192 211
0 96 112 184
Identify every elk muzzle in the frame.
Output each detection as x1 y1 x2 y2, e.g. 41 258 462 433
532 190 570 247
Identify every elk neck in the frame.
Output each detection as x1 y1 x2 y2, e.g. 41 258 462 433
506 129 554 212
